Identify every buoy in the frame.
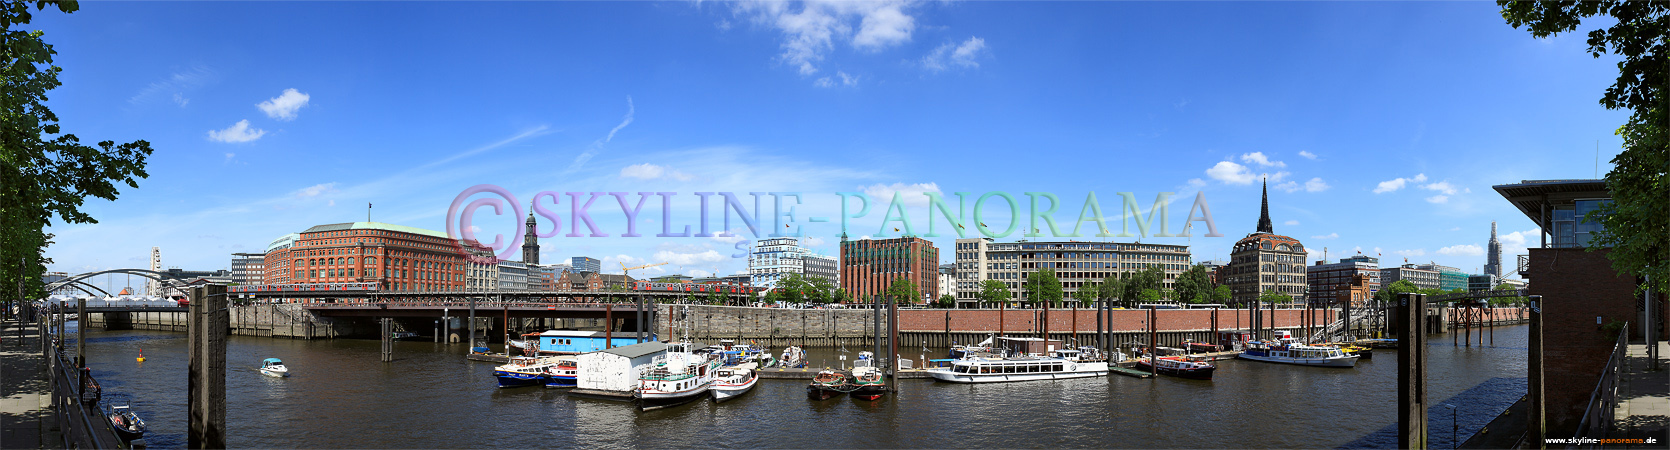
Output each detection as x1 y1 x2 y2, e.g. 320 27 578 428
137 349 145 363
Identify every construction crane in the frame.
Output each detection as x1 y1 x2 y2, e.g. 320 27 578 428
620 262 668 282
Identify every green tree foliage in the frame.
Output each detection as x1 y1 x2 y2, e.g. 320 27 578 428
774 273 810 303
1375 279 1420 303
806 275 835 304
1500 1 1669 294
1138 288 1162 302
3 0 156 305
1211 285 1232 303
1490 282 1527 305
1074 282 1100 308
1173 264 1214 304
936 294 956 309
978 279 1010 306
1098 275 1123 303
1121 267 1164 307
885 276 920 305
1259 290 1294 304
1025 268 1064 307
705 289 728 305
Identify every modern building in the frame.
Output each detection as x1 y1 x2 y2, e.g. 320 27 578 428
1226 181 1308 305
938 264 956 300
1380 265 1440 291
953 237 1191 307
1484 221 1503 278
497 260 529 291
840 235 940 304
461 240 498 291
267 222 465 292
260 234 298 286
571 256 601 275
1416 263 1468 291
748 237 839 288
1467 274 1497 292
1307 256 1380 306
231 253 265 285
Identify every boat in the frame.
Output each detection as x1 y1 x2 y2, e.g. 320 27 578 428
949 335 995 359
1183 340 1223 354
543 358 579 388
391 331 419 340
493 356 560 388
1133 355 1217 380
926 338 1109 383
710 363 758 402
807 369 848 400
636 343 722 410
1315 342 1374 360
1237 335 1359 368
259 358 289 377
105 404 146 441
848 352 886 400
777 346 806 368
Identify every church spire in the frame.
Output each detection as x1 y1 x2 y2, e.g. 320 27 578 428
1256 177 1274 234
522 204 540 265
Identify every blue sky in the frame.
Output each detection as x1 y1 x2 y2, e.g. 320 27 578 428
32 1 1627 292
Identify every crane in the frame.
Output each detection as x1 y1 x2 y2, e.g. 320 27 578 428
620 262 668 283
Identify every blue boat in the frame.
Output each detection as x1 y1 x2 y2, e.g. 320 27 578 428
493 357 557 388
543 359 578 388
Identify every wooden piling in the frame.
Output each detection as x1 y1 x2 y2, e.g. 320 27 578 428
1527 295 1545 449
187 284 227 449
1147 307 1157 377
1397 292 1427 450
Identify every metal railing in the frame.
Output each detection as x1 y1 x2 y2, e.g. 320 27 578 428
48 340 123 449
1516 254 1530 276
1567 321 1629 449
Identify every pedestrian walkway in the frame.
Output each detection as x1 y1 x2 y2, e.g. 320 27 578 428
0 320 60 449
1614 340 1669 447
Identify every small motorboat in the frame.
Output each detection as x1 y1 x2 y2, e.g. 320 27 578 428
543 358 579 388
807 369 847 400
848 352 885 400
106 404 146 441
777 346 806 368
710 363 758 402
1134 355 1217 380
494 356 558 388
259 358 289 377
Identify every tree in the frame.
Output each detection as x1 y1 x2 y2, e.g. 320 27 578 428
3 1 156 310
832 288 852 305
1098 275 1124 304
1376 279 1420 304
1259 290 1293 305
705 289 728 306
1500 2 1669 295
806 275 835 304
1138 288 1162 302
1025 268 1064 308
1491 282 1527 306
885 276 920 305
936 294 956 309
1174 264 1214 304
978 279 1010 307
1122 267 1164 307
1074 282 1100 308
1211 285 1232 304
775 273 809 304
763 289 783 305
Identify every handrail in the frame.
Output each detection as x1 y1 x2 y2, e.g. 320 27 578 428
1567 321 1629 449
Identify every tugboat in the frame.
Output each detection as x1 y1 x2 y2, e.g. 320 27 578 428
1133 355 1217 380
106 404 146 441
807 369 848 400
848 352 886 400
543 358 579 388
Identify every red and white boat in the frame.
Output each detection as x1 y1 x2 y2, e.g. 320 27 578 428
710 363 758 402
1133 355 1217 380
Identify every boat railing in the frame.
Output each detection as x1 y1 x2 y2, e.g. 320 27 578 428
1566 321 1629 450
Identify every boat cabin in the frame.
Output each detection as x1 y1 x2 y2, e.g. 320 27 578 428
538 330 655 354
997 337 1063 356
261 358 284 369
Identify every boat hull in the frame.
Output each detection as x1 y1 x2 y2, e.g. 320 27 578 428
849 383 886 400
807 384 844 400
259 368 288 378
925 363 1109 384
711 378 757 402
494 371 547 388
544 375 577 388
1237 353 1358 367
1133 361 1215 380
638 386 710 410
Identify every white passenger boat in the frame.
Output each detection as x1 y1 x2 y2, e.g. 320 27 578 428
259 358 289 377
777 346 806 368
1237 335 1359 368
927 337 1108 383
637 343 722 410
710 363 758 402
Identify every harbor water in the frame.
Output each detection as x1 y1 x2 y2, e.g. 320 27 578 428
70 324 1529 448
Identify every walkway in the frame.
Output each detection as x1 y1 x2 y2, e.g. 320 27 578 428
1615 340 1669 447
0 319 60 449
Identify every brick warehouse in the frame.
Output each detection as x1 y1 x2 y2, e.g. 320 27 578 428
839 235 939 303
265 222 467 294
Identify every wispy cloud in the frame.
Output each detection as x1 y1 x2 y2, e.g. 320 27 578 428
1297 150 1318 160
1437 244 1483 256
257 88 311 121
1312 232 1339 240
727 0 923 75
1204 160 1287 185
620 163 695 181
1284 220 1299 226
862 182 942 208
207 120 265 143
814 71 860 88
421 125 551 169
1373 173 1428 194
1239 152 1285 168
923 36 987 72
565 97 635 174
130 65 216 106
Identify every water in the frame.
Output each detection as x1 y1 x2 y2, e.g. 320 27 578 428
68 325 1529 448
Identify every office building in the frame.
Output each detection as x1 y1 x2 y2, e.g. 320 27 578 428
839 235 939 303
231 252 265 285
1416 263 1468 291
1226 180 1309 304
572 256 601 275
461 240 498 291
267 222 464 292
938 264 956 299
1307 256 1380 306
497 260 529 291
953 237 1191 307
748 237 839 288
1380 264 1440 291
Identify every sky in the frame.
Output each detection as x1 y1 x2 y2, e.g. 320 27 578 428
30 1 1629 293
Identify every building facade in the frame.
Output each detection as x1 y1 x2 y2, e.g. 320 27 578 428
839 235 939 303
571 257 601 275
938 264 956 300
1226 181 1308 304
1307 256 1381 306
268 222 465 292
747 237 839 288
231 253 265 285
1416 263 1468 291
461 240 498 291
1380 265 1440 291
953 237 1191 305
260 234 299 285
497 260 529 291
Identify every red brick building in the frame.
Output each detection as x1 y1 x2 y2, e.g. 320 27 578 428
261 233 299 285
267 222 465 292
839 235 939 304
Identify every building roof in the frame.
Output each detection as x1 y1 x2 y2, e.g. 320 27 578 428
1492 179 1609 227
302 222 450 239
598 341 667 359
266 233 300 253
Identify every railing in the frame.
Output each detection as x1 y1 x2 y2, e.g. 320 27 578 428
1517 254 1530 276
1567 321 1629 449
48 339 123 449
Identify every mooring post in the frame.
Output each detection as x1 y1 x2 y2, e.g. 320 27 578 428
636 294 645 344
1211 307 1219 348
468 296 477 349
380 318 392 362
188 284 227 449
889 294 899 392
1147 306 1157 377
1397 292 1427 450
1527 295 1545 449
605 303 614 349
999 300 1005 337
76 296 85 369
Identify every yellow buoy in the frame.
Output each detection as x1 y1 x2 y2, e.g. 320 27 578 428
136 357 145 362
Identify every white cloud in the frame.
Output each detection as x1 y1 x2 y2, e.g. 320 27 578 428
654 249 727 266
803 236 827 246
688 269 715 278
1297 151 1317 160
1451 226 1462 231
814 77 835 88
207 120 265 143
923 37 987 72
1204 161 1286 185
1239 152 1285 168
1438 244 1484 256
862 182 941 208
730 0 922 75
1312 232 1339 240
620 163 695 181
293 182 337 198
1426 195 1449 204
1304 178 1331 192
1274 181 1300 193
129 65 216 106
1305 247 1324 261
1373 173 1428 194
1422 181 1459 195
1186 178 1207 188
223 152 235 162
1284 220 1299 226
257 88 310 121
1394 249 1426 258
852 3 913 50
813 71 859 88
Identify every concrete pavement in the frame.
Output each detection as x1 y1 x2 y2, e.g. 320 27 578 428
0 320 61 449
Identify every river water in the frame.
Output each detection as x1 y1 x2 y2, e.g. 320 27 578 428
69 324 1528 448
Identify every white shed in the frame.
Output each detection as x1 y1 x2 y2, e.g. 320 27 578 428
575 341 667 395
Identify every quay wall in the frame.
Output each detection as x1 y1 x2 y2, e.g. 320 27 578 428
85 304 368 339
